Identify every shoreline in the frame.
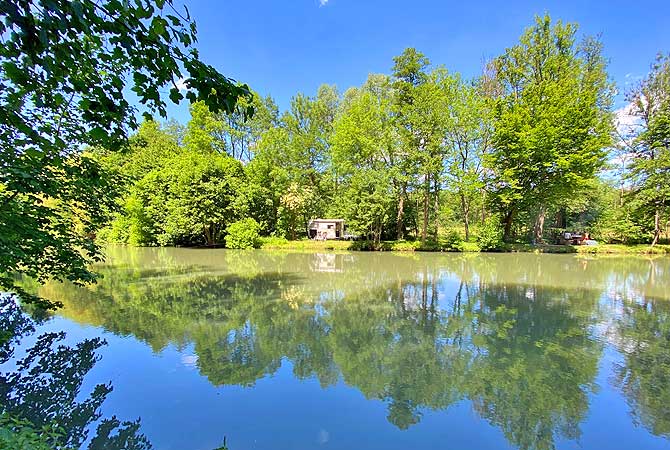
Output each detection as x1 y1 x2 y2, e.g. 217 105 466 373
257 239 670 255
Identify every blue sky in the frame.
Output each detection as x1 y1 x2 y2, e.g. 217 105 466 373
164 0 670 121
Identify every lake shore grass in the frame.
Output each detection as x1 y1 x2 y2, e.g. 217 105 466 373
258 237 670 255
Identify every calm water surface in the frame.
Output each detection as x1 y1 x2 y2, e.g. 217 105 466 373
8 248 670 450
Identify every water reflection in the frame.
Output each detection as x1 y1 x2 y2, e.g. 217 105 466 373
612 297 670 438
26 248 670 450
0 295 152 450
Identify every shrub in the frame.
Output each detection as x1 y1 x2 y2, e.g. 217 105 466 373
441 230 464 251
461 241 481 252
390 240 422 251
477 215 504 251
225 218 261 249
349 240 377 251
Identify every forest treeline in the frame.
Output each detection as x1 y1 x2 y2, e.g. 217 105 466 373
96 15 670 249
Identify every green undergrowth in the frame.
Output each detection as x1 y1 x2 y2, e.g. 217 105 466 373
258 238 670 255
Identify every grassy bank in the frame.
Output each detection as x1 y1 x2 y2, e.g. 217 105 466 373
258 237 353 251
505 243 670 254
258 237 670 255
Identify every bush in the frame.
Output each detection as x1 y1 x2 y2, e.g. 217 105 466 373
477 215 504 251
390 240 421 251
441 230 464 251
349 240 377 251
225 218 261 249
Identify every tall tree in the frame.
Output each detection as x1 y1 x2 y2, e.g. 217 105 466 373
404 68 450 242
441 75 494 241
135 151 246 246
215 94 279 162
331 75 397 243
267 84 339 230
392 48 431 240
625 53 670 245
488 15 613 242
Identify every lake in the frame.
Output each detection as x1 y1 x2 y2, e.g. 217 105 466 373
4 247 670 450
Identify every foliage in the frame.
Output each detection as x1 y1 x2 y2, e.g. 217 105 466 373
225 218 262 249
137 152 246 246
442 230 465 251
624 53 670 245
279 183 316 240
488 15 613 242
83 16 669 250
441 74 493 241
0 0 251 305
331 75 397 243
0 413 64 450
7 11 662 266
477 215 505 251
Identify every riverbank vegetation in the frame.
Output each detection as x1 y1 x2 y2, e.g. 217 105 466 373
255 237 670 254
95 16 670 251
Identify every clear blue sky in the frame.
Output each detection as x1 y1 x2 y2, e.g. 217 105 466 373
165 0 670 121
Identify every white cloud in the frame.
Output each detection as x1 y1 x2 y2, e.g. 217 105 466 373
623 73 643 86
175 77 188 91
613 101 645 151
180 354 198 368
615 102 641 129
319 0 328 6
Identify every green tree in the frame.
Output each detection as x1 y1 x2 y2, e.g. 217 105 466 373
249 85 339 236
488 15 613 242
0 0 251 305
245 127 292 235
331 75 397 242
391 48 431 239
403 67 451 243
625 53 670 245
184 101 227 154
96 120 181 183
279 182 315 240
137 152 246 246
282 85 339 200
441 75 494 241
217 93 279 162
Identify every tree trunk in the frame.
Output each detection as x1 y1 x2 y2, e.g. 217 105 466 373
651 207 661 246
204 224 214 246
433 176 440 241
503 209 515 243
396 186 405 240
481 189 486 225
460 193 470 241
533 206 546 244
422 174 429 243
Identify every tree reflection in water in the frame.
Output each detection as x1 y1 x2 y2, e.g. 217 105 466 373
24 249 670 450
0 295 152 450
613 296 670 438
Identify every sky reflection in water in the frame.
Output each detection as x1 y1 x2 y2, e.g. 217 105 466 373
6 248 670 450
